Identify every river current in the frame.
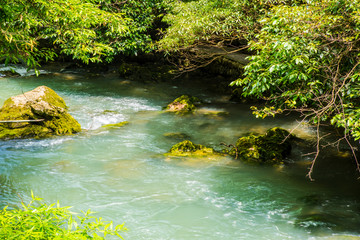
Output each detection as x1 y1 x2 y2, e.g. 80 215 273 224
0 65 360 240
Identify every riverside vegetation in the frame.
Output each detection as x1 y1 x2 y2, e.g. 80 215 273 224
0 193 126 239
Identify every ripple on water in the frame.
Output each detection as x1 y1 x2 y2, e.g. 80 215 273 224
69 95 161 130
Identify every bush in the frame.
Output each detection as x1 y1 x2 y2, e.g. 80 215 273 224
231 0 360 140
0 192 126 239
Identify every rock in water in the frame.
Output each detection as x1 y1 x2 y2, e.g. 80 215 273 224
230 127 293 165
166 140 219 157
165 95 200 114
0 86 81 139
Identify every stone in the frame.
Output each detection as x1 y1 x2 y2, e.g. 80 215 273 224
230 127 293 165
166 140 220 158
0 86 81 139
165 95 200 114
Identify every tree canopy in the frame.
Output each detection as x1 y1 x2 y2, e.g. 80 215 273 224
0 0 167 71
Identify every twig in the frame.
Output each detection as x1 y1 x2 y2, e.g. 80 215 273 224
220 142 238 159
0 119 44 123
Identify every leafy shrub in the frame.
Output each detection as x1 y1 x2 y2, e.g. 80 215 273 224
0 0 169 69
158 0 303 52
0 193 126 239
0 0 129 69
231 0 360 140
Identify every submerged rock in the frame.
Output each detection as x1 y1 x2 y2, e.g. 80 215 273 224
0 86 81 139
166 140 220 158
165 95 200 114
0 70 21 78
197 108 229 119
163 132 191 140
229 127 293 165
293 194 360 233
101 121 129 129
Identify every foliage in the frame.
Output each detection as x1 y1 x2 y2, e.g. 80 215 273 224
0 0 169 71
0 192 126 240
158 0 257 51
87 0 170 55
158 0 304 52
231 0 360 138
157 0 303 72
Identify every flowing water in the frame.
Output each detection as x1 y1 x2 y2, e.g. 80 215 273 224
0 65 360 240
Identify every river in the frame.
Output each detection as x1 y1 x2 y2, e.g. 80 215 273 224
0 65 359 239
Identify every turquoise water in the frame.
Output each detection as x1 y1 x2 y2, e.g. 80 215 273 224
0 66 360 239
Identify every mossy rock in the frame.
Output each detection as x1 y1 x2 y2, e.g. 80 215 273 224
165 95 200 114
166 140 220 158
101 121 129 129
230 127 293 165
0 86 81 139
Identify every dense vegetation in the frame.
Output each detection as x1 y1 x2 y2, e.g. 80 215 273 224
0 193 126 239
1 0 360 176
0 0 166 71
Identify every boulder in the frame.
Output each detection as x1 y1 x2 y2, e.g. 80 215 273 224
0 86 81 139
166 140 220 158
230 127 293 165
165 95 200 114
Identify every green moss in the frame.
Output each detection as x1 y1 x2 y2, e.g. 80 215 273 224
101 121 129 129
102 110 119 114
0 86 81 140
0 125 52 139
230 127 293 165
166 140 220 157
165 95 200 114
44 114 81 135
